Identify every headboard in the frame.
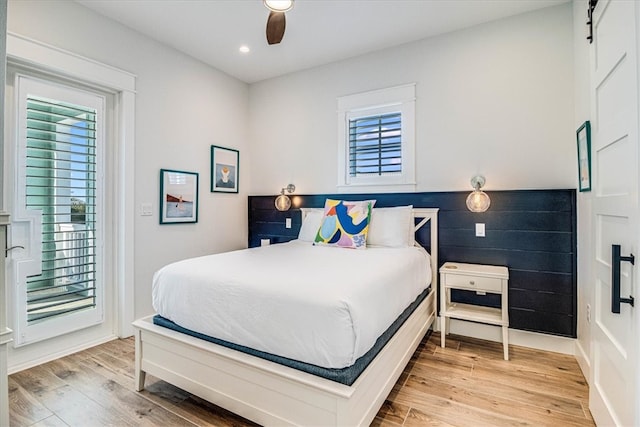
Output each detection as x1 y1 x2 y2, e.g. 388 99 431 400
412 208 439 290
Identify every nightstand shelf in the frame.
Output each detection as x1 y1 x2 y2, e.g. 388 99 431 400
444 303 502 324
440 262 510 360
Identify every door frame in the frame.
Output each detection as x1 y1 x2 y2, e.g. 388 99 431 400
5 33 135 343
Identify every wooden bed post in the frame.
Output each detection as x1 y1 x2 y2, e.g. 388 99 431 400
135 327 146 391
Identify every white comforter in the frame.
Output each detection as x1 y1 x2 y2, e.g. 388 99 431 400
152 240 431 369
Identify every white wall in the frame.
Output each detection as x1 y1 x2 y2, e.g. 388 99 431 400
3 0 578 368
7 0 250 320
572 0 592 381
249 3 574 195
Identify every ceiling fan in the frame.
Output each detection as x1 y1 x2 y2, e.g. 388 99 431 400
264 0 294 45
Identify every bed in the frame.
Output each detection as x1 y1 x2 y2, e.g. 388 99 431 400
133 206 438 426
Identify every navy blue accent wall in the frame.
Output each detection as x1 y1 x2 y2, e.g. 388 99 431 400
248 190 577 338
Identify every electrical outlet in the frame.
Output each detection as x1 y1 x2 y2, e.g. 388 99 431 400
285 218 292 229
586 304 591 323
475 223 485 237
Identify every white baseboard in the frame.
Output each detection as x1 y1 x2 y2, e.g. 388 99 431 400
8 335 116 374
574 338 591 384
438 318 576 355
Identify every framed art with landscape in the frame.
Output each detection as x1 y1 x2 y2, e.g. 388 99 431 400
211 145 239 193
159 169 199 224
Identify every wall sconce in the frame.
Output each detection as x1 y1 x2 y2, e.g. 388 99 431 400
275 184 296 211
466 176 491 213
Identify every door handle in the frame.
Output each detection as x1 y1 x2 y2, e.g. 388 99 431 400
4 223 24 256
612 244 635 314
6 245 24 257
3 226 23 257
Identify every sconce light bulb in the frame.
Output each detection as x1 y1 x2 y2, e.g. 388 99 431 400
275 194 292 211
466 190 491 212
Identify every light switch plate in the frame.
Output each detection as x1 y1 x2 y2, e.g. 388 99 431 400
285 218 292 229
141 203 153 216
475 223 485 237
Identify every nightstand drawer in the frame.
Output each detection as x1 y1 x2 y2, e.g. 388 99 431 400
444 274 502 293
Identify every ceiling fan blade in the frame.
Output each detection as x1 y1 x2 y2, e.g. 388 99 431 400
266 11 286 45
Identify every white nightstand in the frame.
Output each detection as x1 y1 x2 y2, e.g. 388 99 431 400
439 262 510 360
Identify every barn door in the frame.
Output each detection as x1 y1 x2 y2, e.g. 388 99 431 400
589 0 639 425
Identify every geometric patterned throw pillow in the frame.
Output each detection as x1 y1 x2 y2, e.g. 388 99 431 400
314 199 376 249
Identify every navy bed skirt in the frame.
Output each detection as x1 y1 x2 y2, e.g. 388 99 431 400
153 286 430 386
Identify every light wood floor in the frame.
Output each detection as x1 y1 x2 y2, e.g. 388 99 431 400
9 331 594 426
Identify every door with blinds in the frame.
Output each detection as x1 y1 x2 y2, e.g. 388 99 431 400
9 75 106 346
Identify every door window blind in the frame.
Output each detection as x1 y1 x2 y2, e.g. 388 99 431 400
25 95 97 323
348 112 402 177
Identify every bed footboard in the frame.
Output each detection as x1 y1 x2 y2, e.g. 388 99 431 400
133 286 435 426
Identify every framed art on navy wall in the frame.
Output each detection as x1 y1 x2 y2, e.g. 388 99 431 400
159 169 199 224
576 120 592 192
211 145 239 193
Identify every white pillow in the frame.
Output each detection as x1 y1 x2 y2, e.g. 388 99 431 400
367 206 414 248
297 209 324 242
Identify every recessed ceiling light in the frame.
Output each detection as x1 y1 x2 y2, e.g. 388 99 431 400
264 0 294 13
239 45 250 54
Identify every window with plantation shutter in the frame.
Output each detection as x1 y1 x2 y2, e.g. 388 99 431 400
25 95 98 323
337 84 416 191
349 112 402 177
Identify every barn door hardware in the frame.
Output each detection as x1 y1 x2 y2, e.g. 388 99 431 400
587 0 598 44
612 244 635 314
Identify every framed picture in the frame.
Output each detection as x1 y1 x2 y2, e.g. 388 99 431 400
576 121 592 192
159 169 199 224
211 145 239 193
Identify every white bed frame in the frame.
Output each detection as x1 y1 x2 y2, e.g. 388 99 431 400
133 208 438 426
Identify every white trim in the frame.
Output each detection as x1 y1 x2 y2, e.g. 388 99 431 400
0 212 11 427
337 83 416 111
575 338 591 384
443 319 577 355
6 33 136 338
116 90 136 337
336 183 417 193
7 334 116 374
337 84 416 191
6 33 135 92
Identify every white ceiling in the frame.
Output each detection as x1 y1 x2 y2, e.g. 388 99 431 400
76 0 569 84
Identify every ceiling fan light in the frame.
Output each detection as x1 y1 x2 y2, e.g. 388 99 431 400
264 0 294 12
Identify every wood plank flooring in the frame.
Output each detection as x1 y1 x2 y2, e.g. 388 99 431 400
9 332 594 426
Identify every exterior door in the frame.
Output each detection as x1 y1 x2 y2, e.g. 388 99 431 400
590 0 639 425
6 72 108 347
